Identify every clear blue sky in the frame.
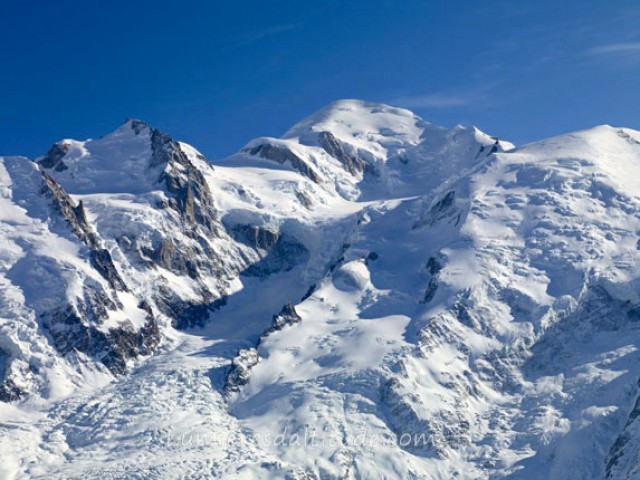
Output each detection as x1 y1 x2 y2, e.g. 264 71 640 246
1 0 639 159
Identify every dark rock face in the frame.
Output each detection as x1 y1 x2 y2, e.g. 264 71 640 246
0 351 27 402
413 190 461 229
605 383 640 479
264 302 302 336
318 131 368 175
474 139 500 159
116 231 224 283
143 128 237 292
150 129 219 233
35 164 165 378
11 123 243 399
431 191 456 216
41 170 128 293
137 303 162 355
230 224 280 251
249 143 323 183
421 257 442 304
225 302 303 393
91 249 128 292
225 220 310 280
129 119 148 135
243 234 309 277
296 190 314 209
224 348 260 393
426 257 442 276
45 302 161 376
41 172 100 249
152 283 228 330
37 142 71 171
170 297 228 330
301 284 316 301
153 237 202 280
0 376 26 402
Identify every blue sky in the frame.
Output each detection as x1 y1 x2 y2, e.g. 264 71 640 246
1 0 639 159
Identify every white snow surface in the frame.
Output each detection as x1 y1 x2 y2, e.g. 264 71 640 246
1 100 640 479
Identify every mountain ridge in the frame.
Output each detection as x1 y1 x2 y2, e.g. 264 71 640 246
2 100 640 479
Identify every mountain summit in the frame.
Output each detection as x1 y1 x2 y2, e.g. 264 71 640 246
1 101 640 479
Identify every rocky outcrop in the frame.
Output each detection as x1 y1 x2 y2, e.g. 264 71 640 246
41 170 128 292
169 297 228 330
0 373 27 402
224 348 260 393
41 171 127 291
413 190 461 229
227 222 310 276
153 237 202 280
249 142 323 183
33 161 161 377
145 127 237 318
605 382 640 479
243 234 309 277
225 302 303 394
90 249 128 292
37 142 71 171
474 138 500 159
318 131 368 175
0 352 30 402
149 282 228 330
41 171 99 249
230 224 280 251
264 302 302 336
421 256 442 304
365 251 379 264
45 301 161 375
150 128 219 233
429 191 456 221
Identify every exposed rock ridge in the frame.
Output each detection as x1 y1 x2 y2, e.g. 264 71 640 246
248 142 323 183
40 170 127 292
317 131 368 175
225 302 302 393
150 128 219 232
37 142 71 171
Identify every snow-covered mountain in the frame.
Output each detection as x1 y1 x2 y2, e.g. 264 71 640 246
1 100 640 479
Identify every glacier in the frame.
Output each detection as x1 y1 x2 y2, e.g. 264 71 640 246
1 100 640 479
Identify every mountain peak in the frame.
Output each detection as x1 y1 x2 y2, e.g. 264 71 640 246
35 120 160 194
283 99 429 148
122 118 151 135
517 123 640 156
104 118 154 140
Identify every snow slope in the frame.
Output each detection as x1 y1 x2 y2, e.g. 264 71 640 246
1 100 640 479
